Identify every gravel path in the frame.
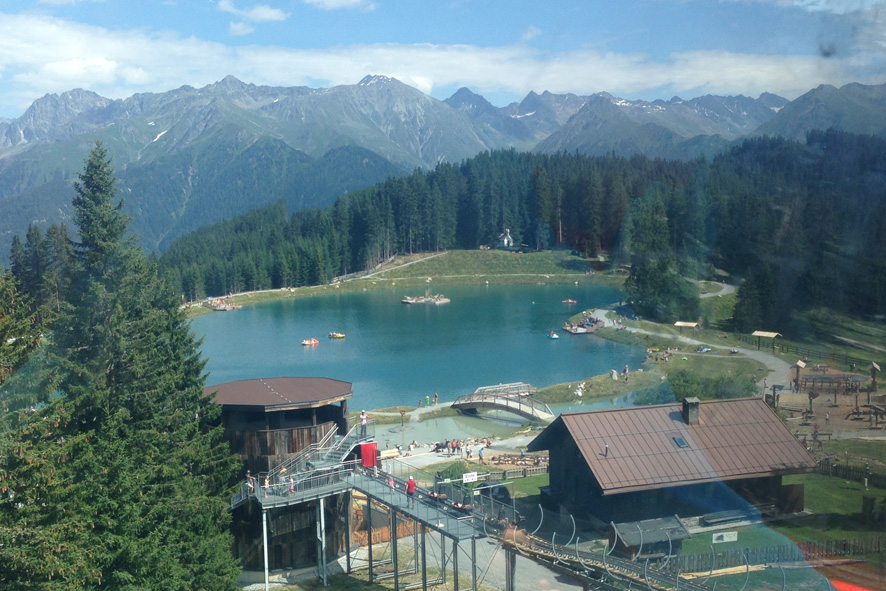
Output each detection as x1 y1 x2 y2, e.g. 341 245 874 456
624 325 793 384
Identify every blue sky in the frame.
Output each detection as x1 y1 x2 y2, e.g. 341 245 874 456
0 0 883 119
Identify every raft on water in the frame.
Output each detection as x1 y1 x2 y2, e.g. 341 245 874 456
401 295 450 305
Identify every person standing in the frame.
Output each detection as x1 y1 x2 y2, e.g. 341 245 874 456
425 394 430 407
478 447 484 464
406 475 417 508
360 410 368 438
433 392 438 405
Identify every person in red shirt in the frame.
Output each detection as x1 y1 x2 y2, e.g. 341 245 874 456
406 475 417 508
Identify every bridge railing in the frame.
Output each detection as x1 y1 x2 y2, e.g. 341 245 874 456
453 392 553 419
242 459 362 507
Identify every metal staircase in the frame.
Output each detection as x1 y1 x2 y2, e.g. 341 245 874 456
230 419 375 510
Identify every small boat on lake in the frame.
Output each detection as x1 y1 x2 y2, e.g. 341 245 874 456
328 332 346 339
562 299 577 304
301 338 319 346
548 330 559 339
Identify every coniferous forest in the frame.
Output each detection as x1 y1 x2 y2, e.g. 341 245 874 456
0 144 240 589
141 130 885 329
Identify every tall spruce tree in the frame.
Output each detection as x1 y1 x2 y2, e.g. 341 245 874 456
0 142 240 590
0 271 41 389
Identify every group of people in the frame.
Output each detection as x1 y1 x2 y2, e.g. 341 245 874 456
418 392 440 408
245 469 300 499
430 438 492 463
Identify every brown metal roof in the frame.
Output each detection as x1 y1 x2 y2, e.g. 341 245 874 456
529 398 815 495
205 377 352 411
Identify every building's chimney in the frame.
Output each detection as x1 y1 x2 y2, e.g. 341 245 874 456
682 397 700 425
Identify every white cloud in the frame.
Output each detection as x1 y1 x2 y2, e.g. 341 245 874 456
785 0 886 15
217 0 289 22
0 11 883 118
303 0 377 10
521 26 542 42
229 21 255 36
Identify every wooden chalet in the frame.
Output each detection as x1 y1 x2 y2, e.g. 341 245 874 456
528 397 816 524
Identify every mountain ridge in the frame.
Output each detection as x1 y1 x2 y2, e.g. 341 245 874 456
0 76 883 262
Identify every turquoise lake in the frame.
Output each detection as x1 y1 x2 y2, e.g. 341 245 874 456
191 283 645 415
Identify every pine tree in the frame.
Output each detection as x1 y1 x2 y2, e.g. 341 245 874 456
0 271 41 389
0 142 240 590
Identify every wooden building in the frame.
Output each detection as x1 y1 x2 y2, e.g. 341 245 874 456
206 377 354 572
528 397 815 524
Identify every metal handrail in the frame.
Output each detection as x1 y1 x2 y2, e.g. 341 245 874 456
452 392 554 419
274 427 338 477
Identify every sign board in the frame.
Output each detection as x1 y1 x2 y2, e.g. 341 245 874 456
462 472 478 483
712 531 738 544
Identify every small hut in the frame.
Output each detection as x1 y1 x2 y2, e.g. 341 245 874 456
751 330 782 351
674 321 699 334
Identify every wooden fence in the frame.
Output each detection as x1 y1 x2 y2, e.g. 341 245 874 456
817 459 886 489
661 535 884 574
736 334 875 368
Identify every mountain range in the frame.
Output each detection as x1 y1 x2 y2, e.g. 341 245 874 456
1 76 885 259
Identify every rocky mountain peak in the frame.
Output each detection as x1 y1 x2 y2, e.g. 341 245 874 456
444 87 491 109
358 75 395 86
1 88 111 148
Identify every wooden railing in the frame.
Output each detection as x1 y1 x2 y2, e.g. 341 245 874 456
737 333 876 367
817 458 886 489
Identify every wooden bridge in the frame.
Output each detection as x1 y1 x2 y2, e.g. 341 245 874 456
451 382 556 422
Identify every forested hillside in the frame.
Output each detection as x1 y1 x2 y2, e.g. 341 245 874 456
152 131 886 327
13 131 886 329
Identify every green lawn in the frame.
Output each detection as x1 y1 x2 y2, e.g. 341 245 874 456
367 249 598 282
535 369 663 404
816 438 886 469
681 524 795 555
771 473 886 543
